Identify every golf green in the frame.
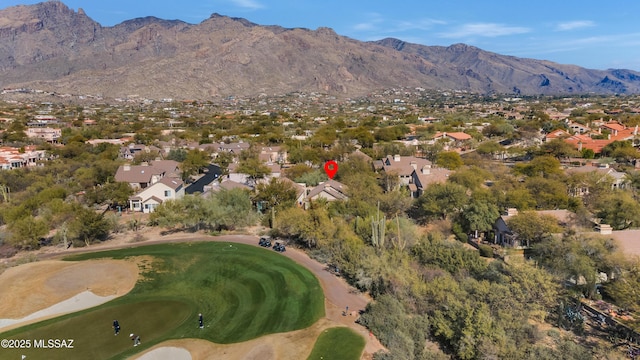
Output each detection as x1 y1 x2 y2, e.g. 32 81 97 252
0 241 325 359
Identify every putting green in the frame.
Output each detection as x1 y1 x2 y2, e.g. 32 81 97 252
0 242 325 359
306 327 366 360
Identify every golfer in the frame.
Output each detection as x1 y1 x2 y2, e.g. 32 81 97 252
199 313 204 329
113 319 120 335
130 333 141 347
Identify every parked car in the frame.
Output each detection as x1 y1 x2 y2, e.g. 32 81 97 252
259 236 272 247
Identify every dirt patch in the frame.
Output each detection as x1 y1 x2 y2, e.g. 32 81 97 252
0 258 139 319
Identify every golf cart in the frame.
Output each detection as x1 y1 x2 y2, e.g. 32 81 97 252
272 240 286 252
259 236 272 247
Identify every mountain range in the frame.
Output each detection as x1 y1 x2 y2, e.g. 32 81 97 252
1 1 640 100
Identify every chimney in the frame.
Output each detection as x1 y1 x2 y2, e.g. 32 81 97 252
421 165 430 175
123 164 131 171
410 161 417 170
393 154 401 162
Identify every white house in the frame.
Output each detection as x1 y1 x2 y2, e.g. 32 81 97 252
129 177 185 213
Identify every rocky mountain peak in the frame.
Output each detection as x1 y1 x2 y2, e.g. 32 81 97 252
0 1 639 100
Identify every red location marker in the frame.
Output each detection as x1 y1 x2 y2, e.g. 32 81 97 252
324 160 338 179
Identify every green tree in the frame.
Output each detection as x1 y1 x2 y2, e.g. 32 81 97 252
538 138 580 159
8 216 48 249
254 177 299 211
70 207 111 246
461 196 500 236
524 177 569 209
295 170 326 187
414 182 467 222
215 188 259 229
476 141 505 158
236 157 272 186
604 261 640 312
167 149 188 162
436 151 463 170
181 149 210 181
449 166 491 191
514 156 562 178
595 191 640 230
85 182 133 208
507 211 563 248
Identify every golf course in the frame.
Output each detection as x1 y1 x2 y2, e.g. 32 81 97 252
0 240 368 359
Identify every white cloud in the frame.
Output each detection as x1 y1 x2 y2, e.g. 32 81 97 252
394 18 447 32
229 0 264 10
556 20 595 31
351 13 384 32
439 23 531 38
570 32 640 45
354 22 376 31
352 15 446 36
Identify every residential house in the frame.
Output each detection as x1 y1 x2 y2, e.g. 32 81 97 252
119 144 161 160
86 138 128 146
259 146 288 164
347 149 373 164
545 129 571 141
409 165 451 198
432 131 472 143
218 142 250 154
202 179 252 197
280 178 306 206
566 163 627 196
566 121 590 134
114 160 180 190
128 177 185 213
0 145 47 170
492 208 573 248
431 132 472 150
381 155 432 186
26 127 61 143
306 180 348 202
559 121 639 155
226 160 281 188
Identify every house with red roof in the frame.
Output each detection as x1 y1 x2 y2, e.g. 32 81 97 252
548 121 639 155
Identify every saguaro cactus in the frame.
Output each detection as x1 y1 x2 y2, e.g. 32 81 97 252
371 202 386 247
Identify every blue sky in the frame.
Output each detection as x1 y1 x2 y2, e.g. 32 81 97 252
3 0 640 71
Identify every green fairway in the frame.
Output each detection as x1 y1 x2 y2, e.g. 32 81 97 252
0 241 325 359
307 327 366 360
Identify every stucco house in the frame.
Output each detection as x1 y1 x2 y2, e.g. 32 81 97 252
565 163 627 196
128 176 185 213
306 180 348 202
114 160 180 190
380 155 432 186
409 166 451 198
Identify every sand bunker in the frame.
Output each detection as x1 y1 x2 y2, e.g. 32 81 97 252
0 258 139 325
136 346 192 360
0 290 116 331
